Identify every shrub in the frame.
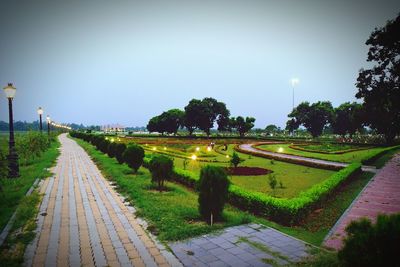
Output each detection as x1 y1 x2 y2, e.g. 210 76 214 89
197 166 230 224
149 155 173 191
230 152 241 168
122 145 145 173
338 213 400 267
268 173 277 196
98 139 110 154
16 131 51 165
107 142 117 158
115 143 127 164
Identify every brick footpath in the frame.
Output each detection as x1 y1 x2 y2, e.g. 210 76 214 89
24 134 179 267
324 153 400 250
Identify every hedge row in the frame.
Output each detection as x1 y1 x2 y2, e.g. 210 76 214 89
361 145 400 165
168 162 361 225
236 144 343 171
70 131 361 225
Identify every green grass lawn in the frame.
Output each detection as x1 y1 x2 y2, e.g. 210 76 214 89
294 143 368 153
0 138 60 231
144 144 335 198
257 143 394 163
74 137 390 246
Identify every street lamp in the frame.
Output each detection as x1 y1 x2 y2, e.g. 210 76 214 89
46 115 51 135
290 78 299 110
3 83 19 178
37 107 43 132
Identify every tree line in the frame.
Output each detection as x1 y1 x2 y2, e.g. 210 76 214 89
146 97 256 137
287 14 400 143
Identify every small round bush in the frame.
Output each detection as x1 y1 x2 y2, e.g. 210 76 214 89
99 139 110 154
149 155 173 191
122 145 145 173
230 152 241 168
197 165 230 224
338 213 400 267
107 142 117 158
115 143 127 164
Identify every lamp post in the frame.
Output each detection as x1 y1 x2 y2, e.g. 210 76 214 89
47 115 51 135
37 107 43 132
3 83 19 178
290 78 299 111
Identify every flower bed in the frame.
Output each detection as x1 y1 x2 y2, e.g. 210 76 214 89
224 166 272 176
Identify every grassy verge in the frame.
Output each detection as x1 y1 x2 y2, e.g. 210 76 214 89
0 192 41 267
0 139 60 231
368 148 400 168
74 137 378 246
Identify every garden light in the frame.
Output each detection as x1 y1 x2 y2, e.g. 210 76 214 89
3 83 19 178
207 146 212 152
110 138 115 142
278 147 284 153
153 147 157 151
163 147 167 150
191 154 197 160
196 147 200 151
226 155 229 158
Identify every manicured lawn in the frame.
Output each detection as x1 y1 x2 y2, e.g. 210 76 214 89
294 143 368 153
0 139 60 231
74 137 386 246
144 144 335 198
257 143 394 163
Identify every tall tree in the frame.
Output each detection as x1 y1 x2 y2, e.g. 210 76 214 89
183 99 202 136
159 109 184 135
265 124 279 135
356 14 400 143
288 101 333 138
234 116 256 137
183 98 230 136
332 102 364 137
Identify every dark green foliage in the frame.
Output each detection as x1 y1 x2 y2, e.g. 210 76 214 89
230 152 241 168
148 155 173 191
331 102 364 137
122 145 145 173
231 116 256 137
288 101 334 138
183 98 230 136
115 143 127 164
107 142 117 158
98 139 110 154
338 213 400 267
16 131 52 165
147 109 185 135
198 166 230 223
356 14 400 143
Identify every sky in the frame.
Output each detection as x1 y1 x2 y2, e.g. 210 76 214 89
0 0 399 128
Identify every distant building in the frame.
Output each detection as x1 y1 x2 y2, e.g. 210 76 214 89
101 124 125 133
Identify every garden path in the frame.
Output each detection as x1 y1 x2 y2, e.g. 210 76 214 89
169 223 311 267
238 143 377 172
24 134 180 267
323 152 400 250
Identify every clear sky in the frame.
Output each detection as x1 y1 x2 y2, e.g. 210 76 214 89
0 0 399 128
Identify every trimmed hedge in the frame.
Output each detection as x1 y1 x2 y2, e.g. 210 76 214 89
361 145 400 165
71 132 362 225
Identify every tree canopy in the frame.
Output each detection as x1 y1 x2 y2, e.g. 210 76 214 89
288 101 333 137
355 13 400 143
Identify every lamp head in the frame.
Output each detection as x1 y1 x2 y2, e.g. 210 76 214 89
37 107 43 115
3 83 16 99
